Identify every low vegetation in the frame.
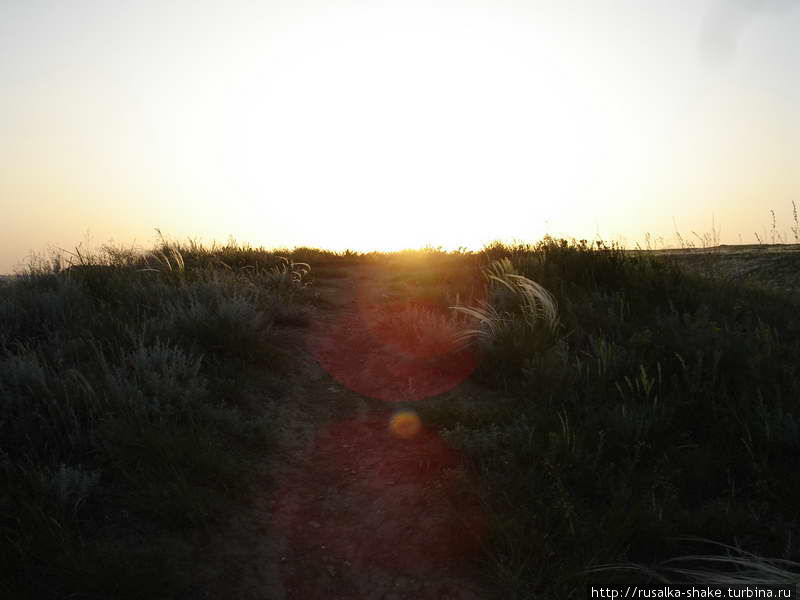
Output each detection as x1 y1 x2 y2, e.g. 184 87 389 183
405 238 800 597
3 228 800 598
0 237 354 599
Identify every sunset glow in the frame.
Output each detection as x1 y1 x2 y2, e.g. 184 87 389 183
1 1 798 272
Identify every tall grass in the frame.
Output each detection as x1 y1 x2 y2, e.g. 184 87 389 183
451 257 560 385
414 237 800 598
5 227 799 598
0 239 318 599
587 538 800 588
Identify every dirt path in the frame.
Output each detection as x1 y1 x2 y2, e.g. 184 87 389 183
196 264 490 600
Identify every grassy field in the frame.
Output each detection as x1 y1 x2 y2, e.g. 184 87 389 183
400 239 800 596
0 239 347 599
2 235 800 598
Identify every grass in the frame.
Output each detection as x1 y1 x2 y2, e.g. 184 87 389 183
405 235 800 598
451 257 560 377
587 537 800 588
3 215 800 598
0 238 344 599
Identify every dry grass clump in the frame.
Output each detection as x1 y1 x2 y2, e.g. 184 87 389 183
588 538 800 588
450 257 560 379
378 303 467 360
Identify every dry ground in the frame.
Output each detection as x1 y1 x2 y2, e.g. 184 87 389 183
192 264 490 600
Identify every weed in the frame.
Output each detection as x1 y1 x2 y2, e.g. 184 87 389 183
451 258 560 383
0 237 320 598
413 235 800 597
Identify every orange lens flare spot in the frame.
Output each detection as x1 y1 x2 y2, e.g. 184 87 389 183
389 410 422 439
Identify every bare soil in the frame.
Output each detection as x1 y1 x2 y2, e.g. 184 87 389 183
193 264 490 600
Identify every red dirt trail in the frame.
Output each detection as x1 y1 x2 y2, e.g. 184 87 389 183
192 264 490 599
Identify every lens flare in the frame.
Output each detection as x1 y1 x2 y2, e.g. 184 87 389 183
389 410 422 439
309 275 482 403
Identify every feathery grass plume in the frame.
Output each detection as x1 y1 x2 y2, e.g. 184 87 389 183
483 256 518 282
270 256 311 287
586 538 800 587
450 257 559 355
146 245 185 273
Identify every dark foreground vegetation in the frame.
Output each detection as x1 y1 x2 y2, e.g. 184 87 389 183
2 235 800 598
400 239 800 597
0 238 349 599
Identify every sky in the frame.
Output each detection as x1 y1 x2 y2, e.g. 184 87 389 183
1 0 798 273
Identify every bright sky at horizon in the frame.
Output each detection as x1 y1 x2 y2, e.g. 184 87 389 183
1 0 798 273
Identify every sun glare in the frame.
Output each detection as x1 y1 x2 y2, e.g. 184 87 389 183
2 1 798 274
197 4 640 251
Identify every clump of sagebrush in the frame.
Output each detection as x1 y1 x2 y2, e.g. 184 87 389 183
418 237 800 599
0 239 316 599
